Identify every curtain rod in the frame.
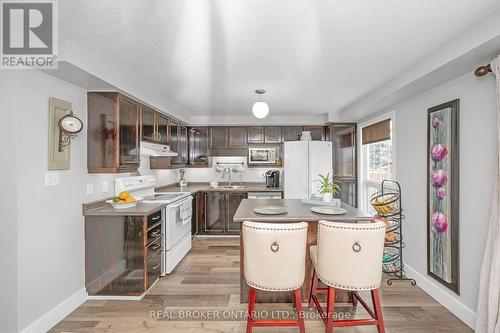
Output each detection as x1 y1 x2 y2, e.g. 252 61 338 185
475 63 492 77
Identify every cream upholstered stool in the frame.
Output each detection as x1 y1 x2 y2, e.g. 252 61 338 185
242 221 308 333
308 220 386 333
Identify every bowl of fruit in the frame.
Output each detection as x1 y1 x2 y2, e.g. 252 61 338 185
106 192 143 209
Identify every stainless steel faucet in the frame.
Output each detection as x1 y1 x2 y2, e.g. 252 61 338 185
222 166 232 186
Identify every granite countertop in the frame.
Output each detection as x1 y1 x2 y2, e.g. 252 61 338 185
233 199 372 223
83 182 283 217
156 182 283 194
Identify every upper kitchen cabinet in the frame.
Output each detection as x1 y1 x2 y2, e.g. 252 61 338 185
189 127 209 167
140 106 170 145
156 113 170 145
209 127 228 148
87 92 140 173
282 126 303 141
264 127 281 143
247 127 264 144
140 106 156 143
150 120 188 169
304 126 325 141
228 127 247 148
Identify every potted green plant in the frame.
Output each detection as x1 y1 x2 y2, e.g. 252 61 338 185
315 173 341 203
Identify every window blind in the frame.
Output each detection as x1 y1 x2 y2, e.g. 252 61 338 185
362 119 391 145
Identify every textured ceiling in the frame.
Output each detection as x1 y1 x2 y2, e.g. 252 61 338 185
60 0 500 118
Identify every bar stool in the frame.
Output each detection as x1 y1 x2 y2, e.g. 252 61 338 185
308 220 386 333
242 221 308 333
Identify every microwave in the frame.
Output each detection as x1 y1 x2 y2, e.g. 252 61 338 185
248 147 277 165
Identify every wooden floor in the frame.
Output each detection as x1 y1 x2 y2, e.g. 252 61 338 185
50 237 472 333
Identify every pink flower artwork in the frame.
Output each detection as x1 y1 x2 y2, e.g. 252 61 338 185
436 187 447 199
431 144 448 162
432 212 448 233
431 169 448 187
432 116 441 128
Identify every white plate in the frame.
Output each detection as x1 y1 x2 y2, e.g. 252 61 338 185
310 206 347 215
254 206 288 215
106 196 143 210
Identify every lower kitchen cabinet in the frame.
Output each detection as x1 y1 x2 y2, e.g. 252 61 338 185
84 211 162 296
198 192 247 235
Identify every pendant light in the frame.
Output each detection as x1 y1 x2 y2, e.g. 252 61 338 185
252 89 269 119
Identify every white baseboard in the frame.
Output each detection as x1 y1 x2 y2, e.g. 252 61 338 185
404 263 476 329
20 288 88 333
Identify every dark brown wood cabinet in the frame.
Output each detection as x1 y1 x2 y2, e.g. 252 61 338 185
150 121 188 169
189 127 209 166
228 127 247 148
156 113 170 145
247 127 264 143
87 92 140 173
84 211 162 296
209 127 228 148
264 127 282 143
304 126 325 141
282 126 303 141
198 192 247 235
141 106 156 143
203 192 225 233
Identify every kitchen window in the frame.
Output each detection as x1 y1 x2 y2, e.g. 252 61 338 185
359 113 394 213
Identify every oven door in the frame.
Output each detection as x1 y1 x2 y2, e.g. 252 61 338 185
164 197 193 251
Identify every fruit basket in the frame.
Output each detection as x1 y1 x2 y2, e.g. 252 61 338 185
106 192 143 209
370 192 400 217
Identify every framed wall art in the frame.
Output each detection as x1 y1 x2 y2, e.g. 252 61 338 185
427 99 460 294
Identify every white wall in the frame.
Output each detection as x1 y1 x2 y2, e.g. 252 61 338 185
0 72 20 333
2 70 178 333
346 70 497 326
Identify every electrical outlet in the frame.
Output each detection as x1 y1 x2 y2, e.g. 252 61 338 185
102 181 109 193
86 183 94 195
45 172 60 186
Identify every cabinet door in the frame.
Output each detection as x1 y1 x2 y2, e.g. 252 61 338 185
169 120 179 155
247 127 264 143
156 113 169 145
178 125 188 165
331 124 357 177
204 193 225 233
210 127 228 148
141 106 156 142
304 126 325 141
118 96 140 167
282 127 303 141
264 127 282 143
225 192 246 234
228 127 247 148
189 127 209 166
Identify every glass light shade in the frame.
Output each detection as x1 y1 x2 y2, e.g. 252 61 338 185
252 101 269 119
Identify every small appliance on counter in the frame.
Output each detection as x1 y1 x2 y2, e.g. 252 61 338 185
265 170 280 188
178 168 188 187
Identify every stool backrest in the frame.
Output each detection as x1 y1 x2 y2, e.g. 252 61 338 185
242 221 308 291
317 220 386 291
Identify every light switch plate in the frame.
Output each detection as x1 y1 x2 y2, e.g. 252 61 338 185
102 181 109 193
86 183 94 195
45 172 60 186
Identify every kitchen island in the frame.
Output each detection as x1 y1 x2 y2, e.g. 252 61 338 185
233 199 372 303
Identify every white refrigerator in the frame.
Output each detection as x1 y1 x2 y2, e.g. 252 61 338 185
284 141 333 199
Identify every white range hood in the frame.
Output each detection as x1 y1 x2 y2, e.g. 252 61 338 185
132 141 178 157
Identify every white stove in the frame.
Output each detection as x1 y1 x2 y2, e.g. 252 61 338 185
114 176 193 275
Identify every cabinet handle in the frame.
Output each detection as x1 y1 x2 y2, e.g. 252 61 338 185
151 243 161 250
151 230 161 237
152 215 161 221
152 263 161 270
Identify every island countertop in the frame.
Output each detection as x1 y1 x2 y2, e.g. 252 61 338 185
233 199 372 223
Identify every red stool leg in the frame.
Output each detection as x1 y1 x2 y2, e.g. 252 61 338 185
325 287 335 333
308 270 318 310
371 289 385 333
293 289 306 333
246 287 256 333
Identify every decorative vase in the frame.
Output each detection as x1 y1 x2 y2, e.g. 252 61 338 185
300 131 312 141
322 192 333 202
